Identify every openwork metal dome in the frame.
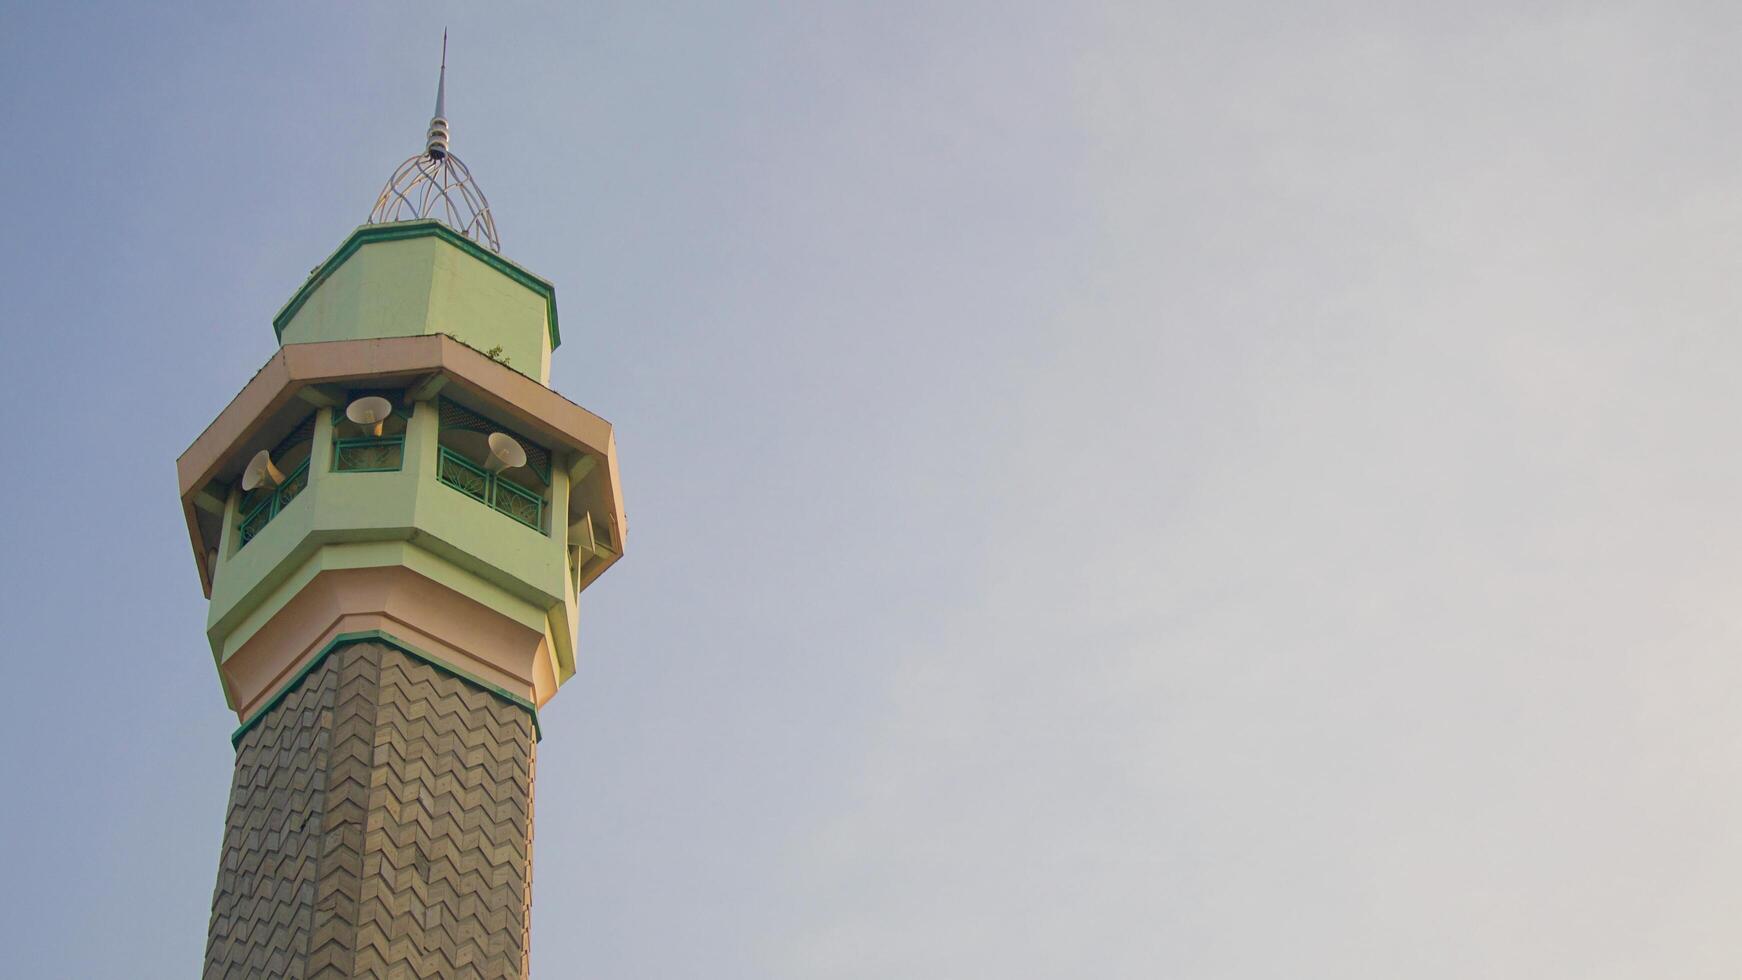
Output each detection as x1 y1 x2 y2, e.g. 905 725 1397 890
368 38 501 252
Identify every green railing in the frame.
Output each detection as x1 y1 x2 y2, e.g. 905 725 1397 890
437 446 546 533
492 477 544 529
237 458 309 548
333 435 405 472
437 446 490 502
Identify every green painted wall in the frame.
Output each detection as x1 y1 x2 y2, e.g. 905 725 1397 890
276 222 556 383
208 401 576 688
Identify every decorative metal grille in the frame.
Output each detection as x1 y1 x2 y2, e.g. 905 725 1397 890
278 461 309 502
237 459 310 549
438 447 546 533
238 500 273 548
333 436 405 473
437 399 487 432
368 153 499 252
492 479 544 530
437 400 550 484
273 415 317 462
438 447 490 502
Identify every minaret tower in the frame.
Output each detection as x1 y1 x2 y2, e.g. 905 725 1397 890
176 45 624 978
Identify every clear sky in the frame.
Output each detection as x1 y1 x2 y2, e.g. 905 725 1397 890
3 1 1741 976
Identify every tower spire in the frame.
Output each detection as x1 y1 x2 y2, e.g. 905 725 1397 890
427 30 450 159
370 31 500 252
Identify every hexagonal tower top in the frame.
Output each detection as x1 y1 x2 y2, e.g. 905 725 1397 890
273 220 560 383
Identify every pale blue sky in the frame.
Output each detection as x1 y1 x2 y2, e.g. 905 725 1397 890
5 2 1742 976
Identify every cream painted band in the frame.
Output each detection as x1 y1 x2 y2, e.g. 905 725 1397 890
221 563 560 723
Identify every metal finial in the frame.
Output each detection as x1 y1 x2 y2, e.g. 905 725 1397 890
369 32 500 252
426 30 450 158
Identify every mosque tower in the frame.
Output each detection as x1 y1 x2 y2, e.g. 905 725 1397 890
175 42 624 977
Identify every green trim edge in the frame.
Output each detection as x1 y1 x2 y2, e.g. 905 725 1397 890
229 628 542 748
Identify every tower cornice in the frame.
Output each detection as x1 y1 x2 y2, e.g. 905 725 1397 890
176 334 624 602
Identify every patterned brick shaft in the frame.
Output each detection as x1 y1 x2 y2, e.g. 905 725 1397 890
205 642 537 979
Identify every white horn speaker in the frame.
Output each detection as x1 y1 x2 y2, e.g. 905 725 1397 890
568 512 596 554
241 449 285 492
345 396 393 437
484 432 527 474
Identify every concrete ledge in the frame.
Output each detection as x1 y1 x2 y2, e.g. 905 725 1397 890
222 564 558 721
176 333 623 597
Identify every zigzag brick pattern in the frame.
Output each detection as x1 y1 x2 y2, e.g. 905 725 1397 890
205 642 537 978
205 650 339 978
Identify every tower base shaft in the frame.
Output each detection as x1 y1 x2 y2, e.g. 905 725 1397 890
205 641 536 979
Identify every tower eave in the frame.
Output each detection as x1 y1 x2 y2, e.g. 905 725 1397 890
176 334 624 600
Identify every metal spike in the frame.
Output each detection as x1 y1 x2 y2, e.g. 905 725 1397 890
434 30 447 120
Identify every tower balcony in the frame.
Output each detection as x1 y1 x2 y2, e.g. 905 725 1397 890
176 334 623 727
